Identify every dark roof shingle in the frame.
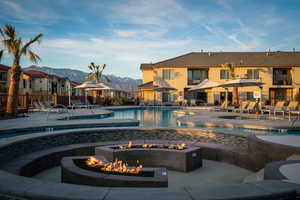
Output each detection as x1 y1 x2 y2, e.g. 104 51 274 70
140 52 300 70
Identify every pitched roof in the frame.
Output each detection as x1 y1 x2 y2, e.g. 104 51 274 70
0 64 10 72
24 70 68 80
24 70 49 78
138 81 154 89
140 52 300 70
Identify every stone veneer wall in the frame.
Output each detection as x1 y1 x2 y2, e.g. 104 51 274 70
0 128 248 165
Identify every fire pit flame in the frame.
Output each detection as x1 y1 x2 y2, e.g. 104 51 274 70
86 157 143 174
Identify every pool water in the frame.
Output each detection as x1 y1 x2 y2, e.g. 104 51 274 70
109 107 179 127
1 107 300 139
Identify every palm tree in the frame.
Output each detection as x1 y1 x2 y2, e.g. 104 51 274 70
222 62 239 105
86 62 110 104
86 62 110 84
0 24 42 116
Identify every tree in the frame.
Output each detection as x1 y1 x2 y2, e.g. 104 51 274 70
86 62 110 84
221 62 239 105
86 62 110 104
0 24 42 116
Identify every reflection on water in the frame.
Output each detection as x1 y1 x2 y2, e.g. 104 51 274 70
111 108 179 127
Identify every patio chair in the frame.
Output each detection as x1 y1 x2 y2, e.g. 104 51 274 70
262 101 285 117
286 101 300 120
139 99 145 106
190 99 197 106
234 101 249 113
242 101 257 113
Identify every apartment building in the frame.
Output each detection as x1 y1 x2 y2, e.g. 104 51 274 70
139 52 300 105
20 70 71 96
0 64 9 94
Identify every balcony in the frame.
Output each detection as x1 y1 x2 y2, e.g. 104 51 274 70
273 68 292 85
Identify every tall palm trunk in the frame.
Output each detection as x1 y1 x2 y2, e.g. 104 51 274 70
6 64 21 116
232 87 239 105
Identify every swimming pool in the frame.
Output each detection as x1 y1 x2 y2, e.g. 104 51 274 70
67 107 300 135
1 107 299 139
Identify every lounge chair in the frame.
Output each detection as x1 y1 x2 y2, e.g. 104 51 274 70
182 100 188 107
212 101 234 112
139 99 145 106
242 101 257 113
287 101 300 120
71 99 89 109
190 99 197 106
262 101 285 117
39 101 68 113
234 101 249 113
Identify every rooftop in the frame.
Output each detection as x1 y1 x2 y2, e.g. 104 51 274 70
140 51 300 70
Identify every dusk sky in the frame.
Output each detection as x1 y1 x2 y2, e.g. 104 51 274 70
0 0 299 78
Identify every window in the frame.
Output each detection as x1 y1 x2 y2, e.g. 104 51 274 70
246 92 255 101
29 80 32 89
162 69 175 80
247 69 259 79
188 69 208 85
273 68 292 85
220 70 229 80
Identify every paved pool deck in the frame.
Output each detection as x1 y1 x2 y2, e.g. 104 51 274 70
178 109 300 130
0 107 139 131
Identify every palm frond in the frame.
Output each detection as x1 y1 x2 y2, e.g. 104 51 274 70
103 75 110 83
0 28 5 39
27 50 41 64
0 50 4 62
4 24 16 40
21 33 42 54
2 39 15 54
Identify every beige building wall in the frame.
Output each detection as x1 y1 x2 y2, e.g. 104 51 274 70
141 64 300 104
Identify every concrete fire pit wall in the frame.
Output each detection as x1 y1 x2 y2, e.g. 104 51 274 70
95 145 202 172
248 135 300 168
0 128 300 199
61 156 168 187
0 127 248 165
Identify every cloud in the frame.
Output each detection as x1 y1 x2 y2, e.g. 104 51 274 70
106 0 203 28
0 0 59 24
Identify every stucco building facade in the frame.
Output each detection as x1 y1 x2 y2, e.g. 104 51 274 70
139 52 300 105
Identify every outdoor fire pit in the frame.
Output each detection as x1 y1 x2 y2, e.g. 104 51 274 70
95 141 202 172
61 156 168 187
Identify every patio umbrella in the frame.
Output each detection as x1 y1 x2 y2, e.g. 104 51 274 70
218 79 264 88
218 79 265 109
188 79 221 91
74 81 105 105
153 86 177 103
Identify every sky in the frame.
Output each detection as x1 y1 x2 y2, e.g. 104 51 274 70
0 0 300 79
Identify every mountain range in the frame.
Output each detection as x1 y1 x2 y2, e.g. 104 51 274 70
24 66 142 92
